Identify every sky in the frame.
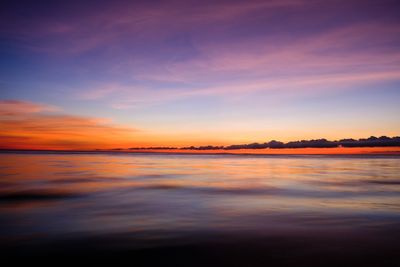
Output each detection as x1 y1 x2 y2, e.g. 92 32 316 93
0 0 400 149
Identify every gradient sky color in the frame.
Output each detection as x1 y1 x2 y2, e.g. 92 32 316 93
1 0 400 149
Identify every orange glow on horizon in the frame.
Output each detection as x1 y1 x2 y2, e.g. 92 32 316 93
1 100 399 152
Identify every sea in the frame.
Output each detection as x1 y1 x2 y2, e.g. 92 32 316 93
1 152 399 266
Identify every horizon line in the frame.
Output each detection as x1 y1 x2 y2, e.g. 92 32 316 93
2 135 400 152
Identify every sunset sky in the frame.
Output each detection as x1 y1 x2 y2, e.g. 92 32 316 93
1 0 400 149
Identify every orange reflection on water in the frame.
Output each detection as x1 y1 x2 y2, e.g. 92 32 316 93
0 152 400 240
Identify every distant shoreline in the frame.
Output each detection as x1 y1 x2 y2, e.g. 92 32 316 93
2 136 400 154
1 147 400 155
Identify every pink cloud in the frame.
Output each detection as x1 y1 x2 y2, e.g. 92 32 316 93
0 100 140 150
0 100 59 116
88 21 400 109
0 0 306 54
143 22 400 80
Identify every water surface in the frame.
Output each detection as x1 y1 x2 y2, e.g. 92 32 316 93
1 152 399 265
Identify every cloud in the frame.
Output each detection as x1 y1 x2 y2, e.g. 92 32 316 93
78 67 400 111
137 22 400 81
78 84 125 100
73 19 400 109
0 0 306 54
0 100 139 150
0 99 59 115
77 83 198 109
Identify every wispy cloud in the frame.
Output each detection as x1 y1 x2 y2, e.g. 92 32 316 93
0 0 305 54
0 100 59 115
137 22 400 80
74 19 400 109
79 68 400 110
0 100 139 149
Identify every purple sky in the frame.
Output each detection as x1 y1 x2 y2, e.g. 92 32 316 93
1 0 400 148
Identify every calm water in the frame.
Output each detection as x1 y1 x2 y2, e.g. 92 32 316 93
1 152 400 265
